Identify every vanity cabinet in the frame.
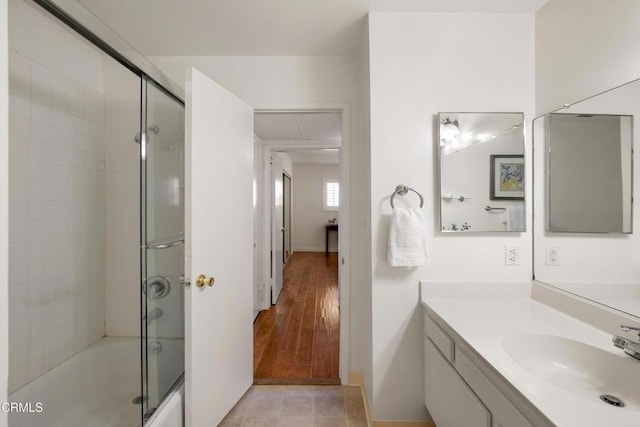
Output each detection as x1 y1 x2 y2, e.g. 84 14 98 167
424 339 490 426
423 312 533 427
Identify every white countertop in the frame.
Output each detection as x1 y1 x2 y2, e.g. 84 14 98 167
420 281 640 427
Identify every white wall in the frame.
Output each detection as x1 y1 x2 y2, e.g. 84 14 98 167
356 18 373 411
536 0 640 114
368 12 534 421
8 0 107 393
0 0 9 423
148 56 358 108
291 163 339 252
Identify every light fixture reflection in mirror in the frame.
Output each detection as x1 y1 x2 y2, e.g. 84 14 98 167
438 112 525 233
440 118 460 144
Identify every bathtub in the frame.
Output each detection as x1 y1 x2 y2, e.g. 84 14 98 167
144 380 184 427
8 336 184 427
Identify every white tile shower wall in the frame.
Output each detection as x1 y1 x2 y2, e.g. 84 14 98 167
103 57 140 338
146 93 184 243
8 50 106 393
0 0 10 421
104 76 186 339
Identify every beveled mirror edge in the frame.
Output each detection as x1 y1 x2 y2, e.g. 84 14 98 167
437 111 526 233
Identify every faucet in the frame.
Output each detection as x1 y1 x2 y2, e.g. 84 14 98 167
143 308 163 325
612 325 640 360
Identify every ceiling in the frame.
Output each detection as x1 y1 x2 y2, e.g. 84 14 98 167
76 0 550 56
255 112 342 149
285 150 340 165
255 112 341 164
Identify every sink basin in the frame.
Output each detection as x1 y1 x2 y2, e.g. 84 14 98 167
503 333 640 411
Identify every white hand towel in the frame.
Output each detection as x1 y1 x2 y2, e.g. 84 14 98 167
388 207 428 267
506 205 525 231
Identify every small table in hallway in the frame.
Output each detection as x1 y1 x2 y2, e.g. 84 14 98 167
325 223 338 254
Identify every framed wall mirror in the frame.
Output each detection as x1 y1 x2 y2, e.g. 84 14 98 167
438 112 525 232
533 78 640 319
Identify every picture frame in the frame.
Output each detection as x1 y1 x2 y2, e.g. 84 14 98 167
490 155 524 200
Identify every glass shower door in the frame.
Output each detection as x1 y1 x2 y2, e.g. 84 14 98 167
140 78 185 421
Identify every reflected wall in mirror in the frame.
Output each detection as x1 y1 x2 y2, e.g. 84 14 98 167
438 112 525 232
533 78 640 319
546 113 633 233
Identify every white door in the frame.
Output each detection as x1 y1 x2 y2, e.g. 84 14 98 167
185 68 254 426
271 153 284 304
253 142 263 320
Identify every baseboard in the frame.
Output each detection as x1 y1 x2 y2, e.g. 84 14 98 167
253 377 340 385
292 246 338 252
348 372 372 427
348 372 434 427
373 422 434 427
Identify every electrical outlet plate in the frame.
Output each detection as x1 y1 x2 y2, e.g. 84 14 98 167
505 245 520 266
546 246 560 266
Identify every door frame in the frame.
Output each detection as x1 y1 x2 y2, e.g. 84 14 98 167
270 152 285 305
255 104 351 384
282 171 292 264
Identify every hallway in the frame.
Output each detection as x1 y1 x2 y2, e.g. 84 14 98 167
254 252 340 384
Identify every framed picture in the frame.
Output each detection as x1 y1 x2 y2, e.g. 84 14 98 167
490 155 524 200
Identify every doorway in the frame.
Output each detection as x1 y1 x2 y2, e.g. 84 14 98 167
252 111 344 384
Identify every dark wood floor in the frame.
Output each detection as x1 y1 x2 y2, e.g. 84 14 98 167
254 252 340 384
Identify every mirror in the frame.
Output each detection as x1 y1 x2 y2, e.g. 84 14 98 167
438 112 526 232
546 113 633 233
533 78 640 318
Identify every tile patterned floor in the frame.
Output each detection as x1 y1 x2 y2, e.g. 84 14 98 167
219 385 368 426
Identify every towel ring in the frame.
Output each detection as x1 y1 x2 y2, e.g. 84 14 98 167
390 185 424 208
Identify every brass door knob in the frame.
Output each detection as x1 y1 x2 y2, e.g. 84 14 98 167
196 274 215 287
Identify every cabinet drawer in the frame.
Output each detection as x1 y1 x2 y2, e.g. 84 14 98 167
425 338 490 427
424 313 454 362
456 349 532 427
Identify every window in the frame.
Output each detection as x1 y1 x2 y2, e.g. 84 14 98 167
323 179 340 211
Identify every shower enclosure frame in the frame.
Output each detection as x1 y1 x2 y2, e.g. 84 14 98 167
140 76 186 421
25 0 186 424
